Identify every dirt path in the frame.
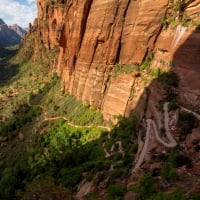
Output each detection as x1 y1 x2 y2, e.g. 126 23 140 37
28 100 110 131
181 106 200 120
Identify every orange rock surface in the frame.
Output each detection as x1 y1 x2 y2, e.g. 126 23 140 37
28 0 200 120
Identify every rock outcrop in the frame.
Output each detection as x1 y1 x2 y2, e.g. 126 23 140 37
28 0 200 120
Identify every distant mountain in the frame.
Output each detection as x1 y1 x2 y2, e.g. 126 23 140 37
0 18 26 47
9 24 26 37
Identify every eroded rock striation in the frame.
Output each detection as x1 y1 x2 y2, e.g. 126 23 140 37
28 0 200 120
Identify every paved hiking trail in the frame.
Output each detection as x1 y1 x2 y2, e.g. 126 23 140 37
132 102 200 172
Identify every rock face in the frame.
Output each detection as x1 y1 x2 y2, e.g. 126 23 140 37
28 0 200 120
0 19 25 47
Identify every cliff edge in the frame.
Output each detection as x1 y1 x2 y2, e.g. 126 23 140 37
27 0 200 120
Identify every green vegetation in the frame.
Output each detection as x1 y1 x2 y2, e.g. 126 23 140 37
112 51 155 78
133 173 155 199
161 162 178 182
0 35 107 199
0 45 19 59
0 94 139 199
0 104 41 138
15 33 36 62
178 111 198 136
0 60 51 120
30 76 104 126
168 148 192 168
85 192 101 200
157 71 179 101
0 45 20 84
161 0 192 28
140 51 154 71
0 39 141 199
160 148 193 182
0 113 139 199
112 63 138 77
106 184 125 200
148 188 189 200
157 71 179 88
131 172 199 200
16 178 73 200
161 0 200 28
130 149 194 199
168 99 179 111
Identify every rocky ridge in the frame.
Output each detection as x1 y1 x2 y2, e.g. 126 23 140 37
9 24 26 38
0 18 26 47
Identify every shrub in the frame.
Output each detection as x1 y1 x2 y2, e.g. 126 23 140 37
0 104 41 138
148 188 187 200
0 168 17 199
168 99 179 110
166 148 192 168
157 71 179 88
178 111 198 135
57 168 83 189
16 177 73 200
161 162 178 182
86 192 101 200
112 64 136 77
134 173 155 199
106 184 125 200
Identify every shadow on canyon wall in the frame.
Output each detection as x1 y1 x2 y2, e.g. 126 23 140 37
0 26 200 200
172 25 200 110
130 25 200 121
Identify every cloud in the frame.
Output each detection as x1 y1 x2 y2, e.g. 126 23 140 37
0 0 37 28
27 0 36 4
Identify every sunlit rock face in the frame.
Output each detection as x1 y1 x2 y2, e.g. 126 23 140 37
28 0 200 120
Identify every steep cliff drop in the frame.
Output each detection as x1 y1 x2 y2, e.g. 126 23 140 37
26 0 200 123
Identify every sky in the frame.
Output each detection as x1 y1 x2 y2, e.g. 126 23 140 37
0 0 37 28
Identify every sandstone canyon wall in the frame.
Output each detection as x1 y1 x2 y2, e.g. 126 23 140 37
28 0 200 120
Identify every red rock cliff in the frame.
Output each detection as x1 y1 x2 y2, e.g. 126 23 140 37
29 0 200 120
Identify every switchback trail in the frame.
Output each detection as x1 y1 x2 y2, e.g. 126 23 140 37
133 102 200 172
133 102 177 172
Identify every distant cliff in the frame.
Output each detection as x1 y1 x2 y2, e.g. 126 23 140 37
9 24 26 38
0 18 26 47
27 0 200 120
